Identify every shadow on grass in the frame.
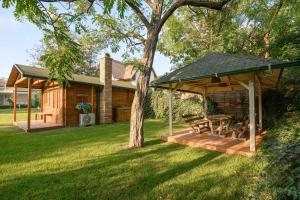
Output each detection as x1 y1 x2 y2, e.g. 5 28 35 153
0 120 186 165
0 143 227 200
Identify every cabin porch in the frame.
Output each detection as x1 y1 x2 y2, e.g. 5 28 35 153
14 120 63 132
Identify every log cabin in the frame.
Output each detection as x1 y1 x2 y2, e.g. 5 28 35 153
6 54 137 132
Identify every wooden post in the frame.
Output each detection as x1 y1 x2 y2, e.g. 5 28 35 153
258 83 263 130
249 76 256 152
40 89 43 113
13 85 17 123
63 84 67 127
203 88 208 119
169 85 173 136
91 86 94 113
27 78 32 132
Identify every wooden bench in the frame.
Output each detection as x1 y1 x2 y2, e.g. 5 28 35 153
182 114 210 134
231 119 249 141
35 112 52 123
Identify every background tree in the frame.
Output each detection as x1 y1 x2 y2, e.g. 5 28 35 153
159 0 299 67
2 0 231 147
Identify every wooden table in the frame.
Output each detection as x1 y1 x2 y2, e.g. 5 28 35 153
207 114 232 136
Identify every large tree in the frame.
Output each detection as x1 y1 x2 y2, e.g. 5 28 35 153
2 0 230 147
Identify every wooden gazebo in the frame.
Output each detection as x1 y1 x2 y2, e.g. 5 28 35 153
152 53 300 152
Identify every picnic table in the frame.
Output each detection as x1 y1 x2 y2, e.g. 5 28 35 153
182 114 210 134
207 114 232 136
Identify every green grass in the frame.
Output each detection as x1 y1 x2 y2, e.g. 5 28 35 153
0 110 255 199
0 108 39 125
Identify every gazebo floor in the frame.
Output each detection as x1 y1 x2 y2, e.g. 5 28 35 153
14 120 63 132
161 128 266 157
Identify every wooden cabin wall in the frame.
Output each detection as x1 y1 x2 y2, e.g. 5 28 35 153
112 88 135 122
112 88 134 107
208 90 249 120
65 83 97 126
42 82 64 124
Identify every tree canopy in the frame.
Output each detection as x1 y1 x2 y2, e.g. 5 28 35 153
158 0 300 69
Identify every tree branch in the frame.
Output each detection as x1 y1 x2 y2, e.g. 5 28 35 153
145 0 156 10
125 0 151 29
157 0 231 33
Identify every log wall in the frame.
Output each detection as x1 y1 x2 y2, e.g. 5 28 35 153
65 83 97 126
42 82 64 125
112 88 135 107
42 82 135 126
112 88 135 122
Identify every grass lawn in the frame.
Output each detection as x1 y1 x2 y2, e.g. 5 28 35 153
0 108 39 125
0 111 255 199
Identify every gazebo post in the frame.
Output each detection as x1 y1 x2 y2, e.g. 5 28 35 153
249 75 256 152
13 84 17 123
27 78 32 132
258 83 263 130
203 88 208 119
168 84 173 136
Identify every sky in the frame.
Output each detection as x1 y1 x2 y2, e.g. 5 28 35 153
0 7 172 79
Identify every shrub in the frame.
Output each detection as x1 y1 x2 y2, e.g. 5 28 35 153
262 89 287 128
145 89 214 121
249 112 300 200
279 67 300 112
144 90 155 119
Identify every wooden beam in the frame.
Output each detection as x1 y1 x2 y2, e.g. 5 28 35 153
13 85 17 123
174 82 183 91
255 74 262 87
205 85 244 93
27 78 32 132
169 84 173 136
15 77 28 86
32 80 46 88
231 76 249 90
249 75 256 152
40 89 43 112
185 85 204 93
63 84 67 127
91 86 94 113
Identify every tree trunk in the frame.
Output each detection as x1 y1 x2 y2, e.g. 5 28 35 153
129 30 158 147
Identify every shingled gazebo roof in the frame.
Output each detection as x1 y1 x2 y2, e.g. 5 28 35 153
152 53 299 86
151 53 300 94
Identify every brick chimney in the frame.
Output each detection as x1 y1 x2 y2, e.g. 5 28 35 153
99 53 112 124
